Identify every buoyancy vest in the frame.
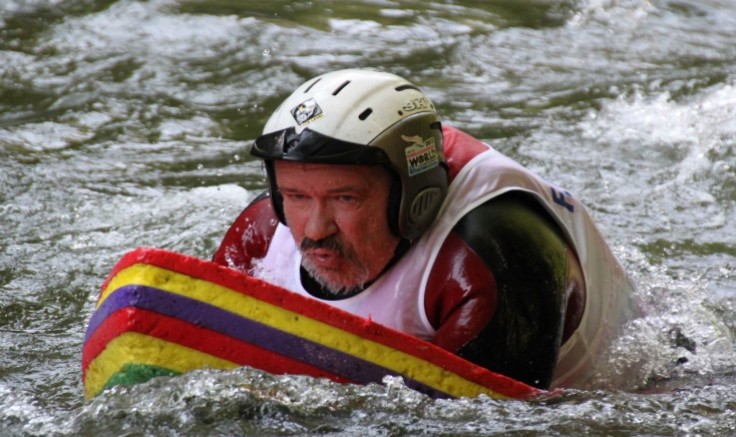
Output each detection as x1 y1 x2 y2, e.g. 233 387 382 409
252 125 635 388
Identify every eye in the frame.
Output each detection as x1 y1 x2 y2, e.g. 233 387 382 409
282 192 309 202
337 194 359 203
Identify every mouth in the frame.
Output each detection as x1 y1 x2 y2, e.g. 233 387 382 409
303 248 343 270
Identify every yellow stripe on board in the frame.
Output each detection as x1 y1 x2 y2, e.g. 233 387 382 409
85 332 239 399
98 264 509 399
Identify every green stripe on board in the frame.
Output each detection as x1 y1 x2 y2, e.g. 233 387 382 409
103 363 182 390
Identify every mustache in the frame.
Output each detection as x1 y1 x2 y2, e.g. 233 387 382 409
300 235 345 254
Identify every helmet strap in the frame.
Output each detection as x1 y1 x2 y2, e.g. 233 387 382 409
264 159 288 226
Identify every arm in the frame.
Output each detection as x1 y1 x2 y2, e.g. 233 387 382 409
212 191 279 273
425 192 584 389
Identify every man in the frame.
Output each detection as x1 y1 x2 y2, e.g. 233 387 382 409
213 69 635 389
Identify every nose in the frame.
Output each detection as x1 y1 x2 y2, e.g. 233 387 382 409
303 202 338 241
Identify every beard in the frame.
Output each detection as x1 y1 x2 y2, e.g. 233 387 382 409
299 235 372 297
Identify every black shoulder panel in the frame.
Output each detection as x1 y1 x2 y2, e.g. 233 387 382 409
452 192 569 389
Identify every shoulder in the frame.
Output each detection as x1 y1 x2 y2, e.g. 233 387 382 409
212 191 280 271
441 125 490 181
451 193 572 298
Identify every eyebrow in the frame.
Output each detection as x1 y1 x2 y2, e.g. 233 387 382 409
278 183 370 195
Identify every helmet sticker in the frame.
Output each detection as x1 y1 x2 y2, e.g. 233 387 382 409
291 98 323 125
402 96 433 113
402 135 439 176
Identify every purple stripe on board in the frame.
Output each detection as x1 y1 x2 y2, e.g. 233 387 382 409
85 284 452 398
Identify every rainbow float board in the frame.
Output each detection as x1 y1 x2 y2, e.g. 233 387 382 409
82 247 540 400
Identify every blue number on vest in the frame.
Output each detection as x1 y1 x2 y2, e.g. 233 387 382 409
551 187 575 213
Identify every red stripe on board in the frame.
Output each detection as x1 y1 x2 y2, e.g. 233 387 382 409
81 306 351 384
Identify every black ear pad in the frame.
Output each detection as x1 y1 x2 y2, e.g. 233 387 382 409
386 169 403 238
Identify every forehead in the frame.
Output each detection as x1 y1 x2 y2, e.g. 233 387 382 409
273 160 391 188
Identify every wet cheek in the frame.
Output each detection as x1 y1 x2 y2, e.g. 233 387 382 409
282 207 307 236
338 212 372 234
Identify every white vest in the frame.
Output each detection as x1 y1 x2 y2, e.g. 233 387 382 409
254 147 634 388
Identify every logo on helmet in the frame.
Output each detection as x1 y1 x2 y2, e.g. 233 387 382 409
402 97 433 113
403 135 439 176
291 98 323 126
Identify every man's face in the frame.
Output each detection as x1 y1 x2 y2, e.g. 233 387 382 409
273 160 401 296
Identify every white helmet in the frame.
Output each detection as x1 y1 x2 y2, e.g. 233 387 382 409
251 69 448 241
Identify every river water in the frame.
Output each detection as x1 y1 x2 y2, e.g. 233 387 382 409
1 0 735 435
